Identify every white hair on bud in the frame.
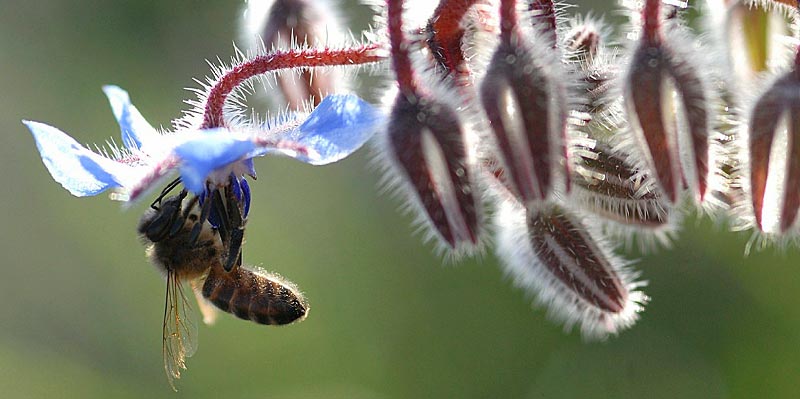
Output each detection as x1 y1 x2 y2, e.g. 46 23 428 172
745 1 800 16
491 186 648 340
474 17 577 205
567 131 681 252
241 0 347 50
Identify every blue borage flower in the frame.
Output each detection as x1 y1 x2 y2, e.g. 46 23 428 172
24 85 383 207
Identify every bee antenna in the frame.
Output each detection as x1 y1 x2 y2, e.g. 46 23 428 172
151 178 183 210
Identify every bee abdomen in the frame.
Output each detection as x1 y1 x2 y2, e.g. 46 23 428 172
202 265 308 325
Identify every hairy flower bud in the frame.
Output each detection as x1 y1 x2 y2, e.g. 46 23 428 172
480 36 569 205
385 92 482 254
623 2 712 204
705 1 795 96
494 196 647 339
564 17 616 115
572 140 670 228
746 70 800 234
565 22 600 63
424 0 481 80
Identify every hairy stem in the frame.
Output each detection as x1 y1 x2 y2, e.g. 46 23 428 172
500 0 520 42
201 44 385 128
427 0 479 79
388 0 418 95
643 0 661 44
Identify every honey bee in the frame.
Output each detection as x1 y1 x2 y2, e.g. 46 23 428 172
138 181 308 390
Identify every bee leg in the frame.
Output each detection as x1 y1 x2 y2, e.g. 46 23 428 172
223 177 245 272
211 189 231 243
150 177 182 210
224 228 244 272
168 192 196 237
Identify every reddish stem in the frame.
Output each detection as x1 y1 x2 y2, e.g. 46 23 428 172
427 0 479 79
500 0 519 42
201 44 385 128
643 0 661 44
388 0 418 95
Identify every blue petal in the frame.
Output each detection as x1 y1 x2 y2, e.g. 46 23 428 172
102 85 160 151
24 120 136 196
173 130 257 193
264 94 384 165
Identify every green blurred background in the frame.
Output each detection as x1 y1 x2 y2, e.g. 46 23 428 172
1 0 799 398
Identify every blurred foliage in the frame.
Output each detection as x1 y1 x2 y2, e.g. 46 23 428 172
1 0 799 398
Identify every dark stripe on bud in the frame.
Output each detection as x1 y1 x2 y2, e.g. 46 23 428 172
527 205 626 313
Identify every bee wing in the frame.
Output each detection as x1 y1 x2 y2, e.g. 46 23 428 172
162 271 198 391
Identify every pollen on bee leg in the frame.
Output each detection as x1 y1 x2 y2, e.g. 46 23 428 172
191 279 218 325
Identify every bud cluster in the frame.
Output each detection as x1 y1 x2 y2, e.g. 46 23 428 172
363 0 800 338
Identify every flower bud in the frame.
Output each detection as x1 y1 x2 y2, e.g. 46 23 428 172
480 37 569 205
385 92 482 254
564 18 616 115
565 22 600 63
624 13 711 205
572 140 670 228
494 199 647 339
746 71 800 234
712 1 798 84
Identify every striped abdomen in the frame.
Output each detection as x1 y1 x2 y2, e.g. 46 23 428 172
202 264 308 325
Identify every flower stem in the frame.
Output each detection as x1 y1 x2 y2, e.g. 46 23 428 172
388 0 418 95
500 0 519 43
427 0 479 79
643 0 661 44
201 44 386 128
